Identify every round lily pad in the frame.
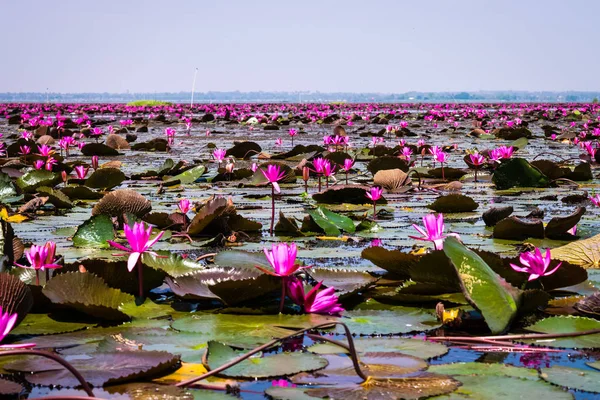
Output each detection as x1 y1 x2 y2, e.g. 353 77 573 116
541 366 600 393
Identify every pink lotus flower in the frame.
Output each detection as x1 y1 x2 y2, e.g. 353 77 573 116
287 277 344 315
37 144 53 157
288 129 297 137
45 157 57 171
33 160 45 170
409 213 458 250
213 148 226 163
257 242 307 277
497 145 514 159
91 127 103 136
510 248 562 281
19 145 31 155
178 199 191 214
260 164 286 194
275 138 283 147
400 147 413 161
14 242 61 285
469 153 485 166
74 165 89 180
0 307 35 349
417 139 426 147
107 222 164 273
366 186 383 218
251 162 258 172
342 158 354 184
590 194 600 207
271 379 296 388
165 127 176 145
92 156 99 170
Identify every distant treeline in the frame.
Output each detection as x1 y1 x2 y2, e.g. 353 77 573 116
0 91 599 103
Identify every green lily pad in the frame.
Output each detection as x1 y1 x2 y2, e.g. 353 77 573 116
61 185 103 200
206 341 327 378
523 316 600 348
119 299 175 320
172 313 336 347
361 246 418 277
165 165 206 185
338 307 441 335
6 351 179 387
85 168 126 189
120 329 211 363
72 214 115 248
213 250 271 270
541 366 600 393
307 268 378 296
430 375 572 399
444 237 518 334
16 170 60 193
492 158 550 190
142 251 203 277
36 186 74 209
308 337 448 359
9 313 91 335
42 272 135 321
0 172 18 200
429 362 539 380
307 206 356 235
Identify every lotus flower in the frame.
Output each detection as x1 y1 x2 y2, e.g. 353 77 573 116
469 152 486 182
213 148 226 163
19 145 31 155
107 221 164 298
33 160 45 170
288 128 297 146
37 144 53 157
510 248 562 281
322 160 336 188
74 165 89 180
91 155 99 170
497 145 514 159
409 213 459 250
286 277 344 316
342 158 354 184
251 162 258 172
366 186 383 218
591 194 600 207
165 127 176 145
0 307 35 349
257 243 309 313
302 166 310 192
178 199 191 214
45 157 57 171
14 242 61 285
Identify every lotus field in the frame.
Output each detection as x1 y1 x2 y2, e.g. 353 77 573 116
2 102 600 399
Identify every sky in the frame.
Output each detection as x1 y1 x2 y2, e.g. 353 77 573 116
1 0 599 93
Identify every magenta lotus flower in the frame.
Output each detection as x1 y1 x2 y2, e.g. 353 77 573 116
257 242 309 313
366 186 383 218
469 152 486 182
45 157 57 171
251 162 258 172
165 127 176 145
0 307 35 349
288 128 297 146
417 138 426 147
213 148 226 163
92 155 99 170
400 146 413 161
342 158 354 184
91 127 103 136
19 145 31 156
107 221 164 297
497 145 514 159
510 248 562 281
286 277 344 316
261 164 286 194
271 379 296 388
178 199 191 214
74 165 89 180
322 160 336 188
14 242 61 285
409 213 459 250
33 160 45 170
257 242 306 277
590 194 600 207
37 144 53 157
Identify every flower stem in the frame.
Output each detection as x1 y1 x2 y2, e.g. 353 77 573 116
279 277 286 314
137 259 144 299
318 176 322 192
373 201 377 220
36 270 39 286
270 185 275 236
345 171 348 185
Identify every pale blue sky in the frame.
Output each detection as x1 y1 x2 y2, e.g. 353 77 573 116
1 0 598 93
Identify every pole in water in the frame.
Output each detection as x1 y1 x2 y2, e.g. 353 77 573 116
190 67 199 107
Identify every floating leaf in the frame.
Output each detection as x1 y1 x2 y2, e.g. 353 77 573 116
0 172 18 201
213 250 271 270
540 366 600 393
338 307 441 335
428 194 478 213
307 206 356 236
206 341 327 378
313 185 387 205
72 214 115 248
523 316 600 348
42 272 135 321
9 313 91 335
361 246 417 278
493 216 545 240
429 362 539 380
443 237 518 334
85 168 126 189
16 170 60 193
308 268 377 296
545 207 585 239
36 186 73 209
0 378 22 396
308 337 448 359
6 351 179 387
165 165 206 185
551 233 600 268
432 375 572 400
482 206 514 227
141 251 203 277
81 142 120 156
492 158 549 190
